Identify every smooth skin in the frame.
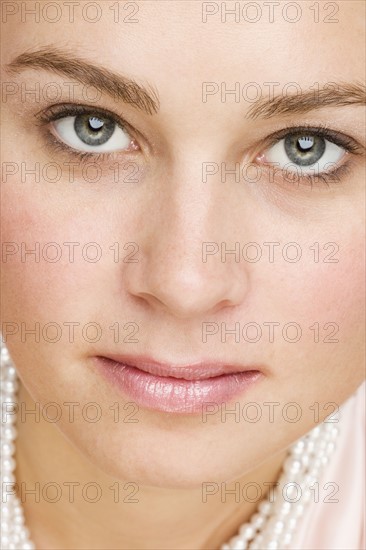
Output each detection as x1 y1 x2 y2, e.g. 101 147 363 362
1 1 365 549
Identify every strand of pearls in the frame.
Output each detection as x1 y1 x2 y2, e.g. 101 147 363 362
221 415 339 550
1 343 35 550
1 341 339 550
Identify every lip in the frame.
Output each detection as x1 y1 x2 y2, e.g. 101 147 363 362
93 355 263 414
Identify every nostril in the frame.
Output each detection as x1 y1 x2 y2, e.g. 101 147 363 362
127 280 245 320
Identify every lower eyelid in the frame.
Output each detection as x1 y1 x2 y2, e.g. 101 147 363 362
43 127 139 166
261 158 354 189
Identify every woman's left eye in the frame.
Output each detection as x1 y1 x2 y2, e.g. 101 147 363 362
51 113 134 153
260 132 346 174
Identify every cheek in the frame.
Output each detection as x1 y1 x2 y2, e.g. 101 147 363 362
300 240 365 331
1 190 114 325
286 243 365 330
269 239 365 400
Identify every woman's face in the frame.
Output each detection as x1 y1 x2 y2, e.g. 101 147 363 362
1 0 365 488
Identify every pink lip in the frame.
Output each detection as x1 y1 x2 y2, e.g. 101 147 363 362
93 355 263 414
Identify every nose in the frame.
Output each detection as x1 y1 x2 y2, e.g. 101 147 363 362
123 164 250 319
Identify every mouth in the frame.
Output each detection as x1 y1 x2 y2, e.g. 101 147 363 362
93 355 263 414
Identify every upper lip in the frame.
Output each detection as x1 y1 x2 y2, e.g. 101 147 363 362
96 355 262 380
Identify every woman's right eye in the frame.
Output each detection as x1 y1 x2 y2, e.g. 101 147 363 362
51 113 135 153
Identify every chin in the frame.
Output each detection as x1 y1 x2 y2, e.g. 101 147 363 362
70 432 242 490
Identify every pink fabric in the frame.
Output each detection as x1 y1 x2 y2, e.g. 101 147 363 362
291 381 365 549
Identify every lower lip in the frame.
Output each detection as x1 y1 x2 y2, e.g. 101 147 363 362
94 358 262 414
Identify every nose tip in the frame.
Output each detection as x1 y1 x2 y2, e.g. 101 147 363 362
126 253 248 319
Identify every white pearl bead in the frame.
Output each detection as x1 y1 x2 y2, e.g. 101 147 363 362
230 536 246 549
1 519 11 533
272 520 284 535
294 503 305 517
300 453 310 468
2 380 19 394
279 532 292 546
250 513 265 529
1 348 10 360
258 500 272 516
305 440 315 454
2 474 15 484
1 425 17 440
283 483 301 501
1 504 12 518
302 473 317 486
310 426 321 438
2 456 16 472
1 395 17 406
283 457 302 476
320 455 329 467
5 365 18 380
1 535 11 548
239 524 255 540
329 426 339 438
14 514 25 525
0 441 15 455
292 440 305 455
275 500 291 515
265 540 280 549
286 517 298 531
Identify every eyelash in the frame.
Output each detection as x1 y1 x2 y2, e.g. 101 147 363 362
36 104 363 187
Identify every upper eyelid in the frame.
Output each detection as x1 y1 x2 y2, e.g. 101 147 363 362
262 126 363 154
35 103 126 127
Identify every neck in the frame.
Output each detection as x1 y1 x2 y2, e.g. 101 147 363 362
15 382 287 550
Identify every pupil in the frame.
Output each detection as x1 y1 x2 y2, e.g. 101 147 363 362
297 136 314 151
89 117 104 131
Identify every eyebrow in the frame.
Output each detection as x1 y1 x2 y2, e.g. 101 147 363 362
247 82 366 119
7 47 365 121
6 46 160 115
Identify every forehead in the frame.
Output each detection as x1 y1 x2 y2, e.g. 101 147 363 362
3 1 364 82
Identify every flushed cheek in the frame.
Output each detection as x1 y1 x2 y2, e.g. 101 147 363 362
301 241 364 328
1 197 122 328
265 243 365 392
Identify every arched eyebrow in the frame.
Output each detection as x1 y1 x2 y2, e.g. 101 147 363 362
6 46 160 115
246 82 366 119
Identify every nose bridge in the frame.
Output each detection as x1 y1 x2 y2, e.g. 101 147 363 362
147 150 231 267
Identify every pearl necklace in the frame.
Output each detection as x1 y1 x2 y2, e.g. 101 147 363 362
1 341 339 550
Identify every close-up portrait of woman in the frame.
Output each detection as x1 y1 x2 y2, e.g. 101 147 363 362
0 0 365 549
